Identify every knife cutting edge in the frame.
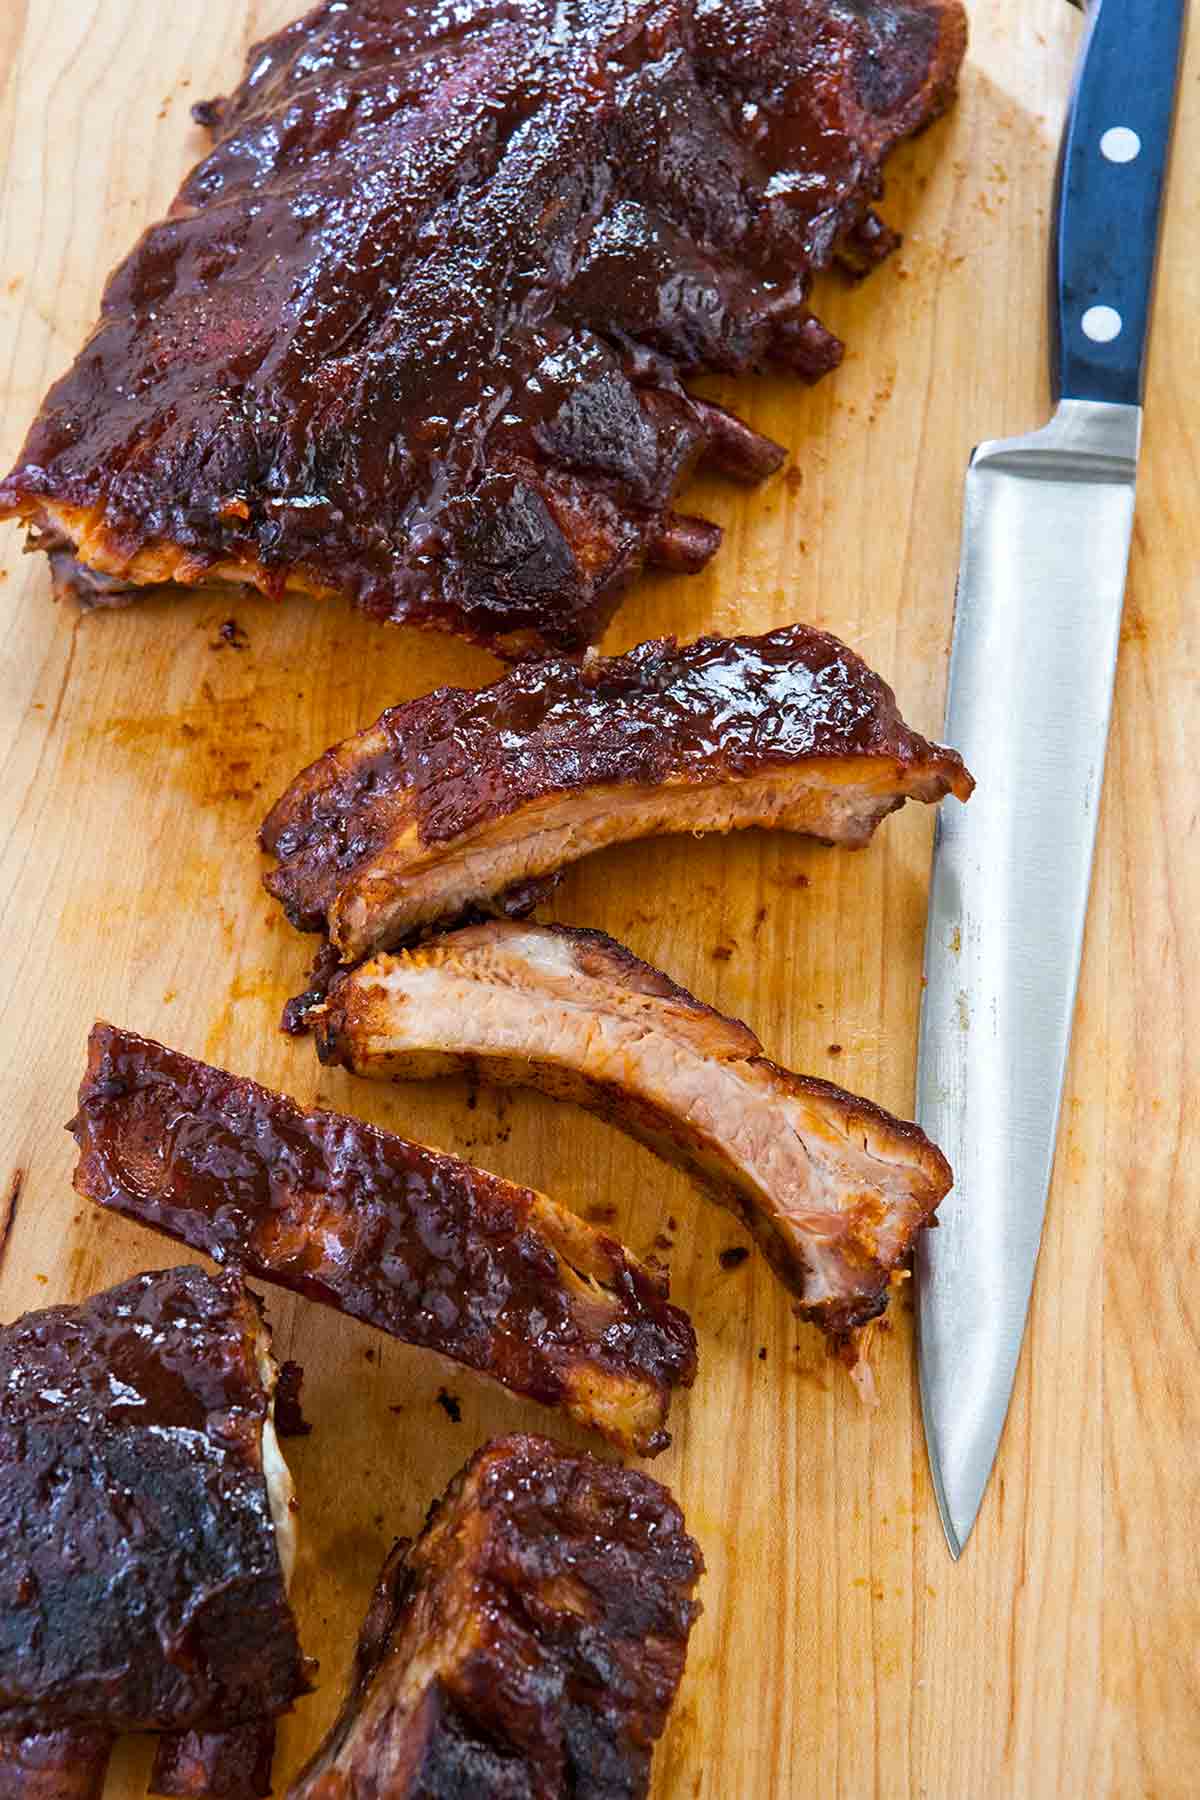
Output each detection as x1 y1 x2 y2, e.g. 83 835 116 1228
915 0 1188 1559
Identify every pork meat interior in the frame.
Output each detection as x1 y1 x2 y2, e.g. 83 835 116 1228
316 921 954 1358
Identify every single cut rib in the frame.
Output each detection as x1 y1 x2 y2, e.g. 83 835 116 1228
0 1266 307 1799
288 1434 703 1799
70 1025 696 1456
315 921 953 1346
0 0 965 656
262 622 973 969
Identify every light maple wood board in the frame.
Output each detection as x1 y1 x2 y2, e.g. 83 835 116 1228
0 4 1196 1795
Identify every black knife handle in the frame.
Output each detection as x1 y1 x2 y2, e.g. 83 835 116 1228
1053 0 1188 407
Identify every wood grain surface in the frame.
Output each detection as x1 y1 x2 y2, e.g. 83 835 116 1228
1 4 1196 1795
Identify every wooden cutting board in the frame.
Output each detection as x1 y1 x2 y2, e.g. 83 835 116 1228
1 4 1196 1794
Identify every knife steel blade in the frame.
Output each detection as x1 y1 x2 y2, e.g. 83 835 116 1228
915 0 1188 1559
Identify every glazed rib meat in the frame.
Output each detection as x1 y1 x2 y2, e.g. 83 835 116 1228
150 1723 279 1800
0 1266 307 1800
262 623 973 971
288 1433 703 1799
315 921 953 1351
0 0 964 656
70 1025 696 1456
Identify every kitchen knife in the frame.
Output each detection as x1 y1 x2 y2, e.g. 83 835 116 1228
915 0 1188 1560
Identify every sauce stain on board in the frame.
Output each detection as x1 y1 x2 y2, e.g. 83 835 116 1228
99 679 289 806
204 968 294 1064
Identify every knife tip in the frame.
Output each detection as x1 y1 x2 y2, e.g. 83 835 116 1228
926 1447 976 1561
934 1483 975 1561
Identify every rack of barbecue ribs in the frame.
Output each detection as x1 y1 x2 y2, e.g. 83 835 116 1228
261 622 974 988
70 1024 697 1456
287 1433 703 1799
0 1265 309 1800
313 920 952 1377
0 0 966 656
